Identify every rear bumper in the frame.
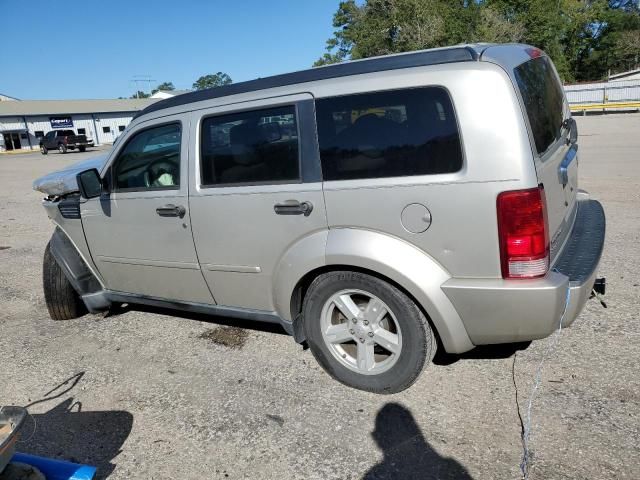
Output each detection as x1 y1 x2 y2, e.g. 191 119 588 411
442 197 605 345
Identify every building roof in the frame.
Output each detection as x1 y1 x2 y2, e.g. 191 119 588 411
150 89 192 99
609 68 640 81
0 98 158 117
136 45 482 119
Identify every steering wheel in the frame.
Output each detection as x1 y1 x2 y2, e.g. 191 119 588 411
143 157 178 187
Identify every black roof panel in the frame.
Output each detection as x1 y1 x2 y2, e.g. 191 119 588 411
136 46 478 119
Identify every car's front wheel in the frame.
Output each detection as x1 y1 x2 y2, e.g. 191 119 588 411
303 271 436 394
43 243 87 320
58 143 67 154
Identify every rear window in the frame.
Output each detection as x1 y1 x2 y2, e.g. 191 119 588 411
514 56 565 155
316 87 463 181
200 105 300 186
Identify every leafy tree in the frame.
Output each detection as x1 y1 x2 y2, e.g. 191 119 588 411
152 81 176 94
192 72 233 90
316 0 640 81
130 90 150 99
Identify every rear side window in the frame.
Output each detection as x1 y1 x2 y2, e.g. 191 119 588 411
514 56 565 155
200 105 300 186
316 87 463 181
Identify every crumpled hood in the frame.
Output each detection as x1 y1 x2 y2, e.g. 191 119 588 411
32 154 109 196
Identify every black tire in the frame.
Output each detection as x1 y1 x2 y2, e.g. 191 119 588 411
58 143 67 154
40 145 48 155
302 271 436 394
79 146 86 152
43 243 87 320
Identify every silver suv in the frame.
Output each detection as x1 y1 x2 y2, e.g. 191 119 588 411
34 44 605 393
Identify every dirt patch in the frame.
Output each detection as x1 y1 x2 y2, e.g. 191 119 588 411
198 326 249 349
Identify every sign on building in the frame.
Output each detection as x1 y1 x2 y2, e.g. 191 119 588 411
50 116 73 129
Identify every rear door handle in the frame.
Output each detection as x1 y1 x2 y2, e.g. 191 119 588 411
156 204 186 218
274 200 313 216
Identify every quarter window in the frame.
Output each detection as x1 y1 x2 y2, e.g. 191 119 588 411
514 56 565 155
316 87 463 181
200 105 299 186
113 123 181 191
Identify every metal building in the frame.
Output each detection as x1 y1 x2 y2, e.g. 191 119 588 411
0 98 157 152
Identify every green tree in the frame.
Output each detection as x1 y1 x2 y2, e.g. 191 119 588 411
316 0 640 81
192 72 232 90
130 90 150 99
151 81 176 94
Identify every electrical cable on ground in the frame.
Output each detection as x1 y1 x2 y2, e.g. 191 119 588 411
514 284 572 479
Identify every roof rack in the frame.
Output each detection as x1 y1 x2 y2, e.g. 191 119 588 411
136 46 479 119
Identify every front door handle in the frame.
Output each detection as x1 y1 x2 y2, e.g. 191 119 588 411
274 200 313 216
156 204 186 218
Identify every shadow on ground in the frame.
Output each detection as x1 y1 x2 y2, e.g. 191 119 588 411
364 403 473 479
18 373 133 480
433 342 531 366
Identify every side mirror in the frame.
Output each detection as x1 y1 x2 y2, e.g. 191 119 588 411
76 168 102 199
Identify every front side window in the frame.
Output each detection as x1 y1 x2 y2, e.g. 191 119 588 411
113 123 181 191
200 105 299 186
316 87 463 181
514 56 565 155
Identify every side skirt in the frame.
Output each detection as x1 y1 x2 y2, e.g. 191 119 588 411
83 290 295 337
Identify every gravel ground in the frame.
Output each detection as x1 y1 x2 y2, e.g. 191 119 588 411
1 114 639 480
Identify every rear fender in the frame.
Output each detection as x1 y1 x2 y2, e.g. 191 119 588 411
274 228 474 354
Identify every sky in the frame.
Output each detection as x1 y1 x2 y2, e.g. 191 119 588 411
0 0 338 100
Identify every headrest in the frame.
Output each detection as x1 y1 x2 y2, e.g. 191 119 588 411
229 122 263 146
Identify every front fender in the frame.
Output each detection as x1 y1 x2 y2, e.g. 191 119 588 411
324 228 474 354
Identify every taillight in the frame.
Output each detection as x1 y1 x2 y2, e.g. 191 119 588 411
497 186 549 279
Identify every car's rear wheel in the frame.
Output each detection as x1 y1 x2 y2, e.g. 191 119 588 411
302 271 436 394
43 243 87 320
40 145 48 155
58 143 67 154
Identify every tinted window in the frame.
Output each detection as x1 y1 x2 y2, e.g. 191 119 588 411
102 126 111 133
316 87 462 181
113 123 181 190
57 130 74 137
35 131 44 138
77 128 86 135
119 125 126 132
514 56 565 155
200 106 299 186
